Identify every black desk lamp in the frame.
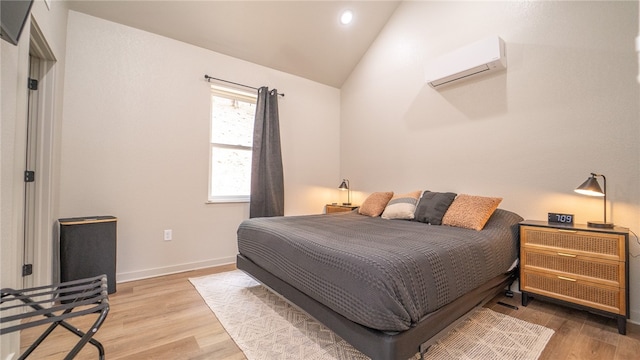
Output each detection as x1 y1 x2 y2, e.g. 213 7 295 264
338 179 351 205
574 173 614 228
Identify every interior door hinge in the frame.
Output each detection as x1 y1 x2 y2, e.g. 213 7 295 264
28 78 38 90
22 264 33 277
24 170 35 182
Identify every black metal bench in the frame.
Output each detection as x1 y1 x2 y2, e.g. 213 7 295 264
1 275 110 359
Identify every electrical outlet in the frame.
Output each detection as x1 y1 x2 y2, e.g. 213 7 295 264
164 229 172 241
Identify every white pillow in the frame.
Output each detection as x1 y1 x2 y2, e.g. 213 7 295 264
381 191 422 220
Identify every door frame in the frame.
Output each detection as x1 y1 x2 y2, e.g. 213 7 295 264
24 18 58 288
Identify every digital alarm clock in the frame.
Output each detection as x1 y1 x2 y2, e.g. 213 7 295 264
548 212 574 225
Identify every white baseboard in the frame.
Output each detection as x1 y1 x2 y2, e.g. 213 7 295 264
116 256 236 283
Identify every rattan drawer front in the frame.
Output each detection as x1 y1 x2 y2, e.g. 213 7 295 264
326 205 358 214
522 249 623 287
521 227 624 260
522 270 624 314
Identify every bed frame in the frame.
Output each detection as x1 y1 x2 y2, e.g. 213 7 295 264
237 254 516 360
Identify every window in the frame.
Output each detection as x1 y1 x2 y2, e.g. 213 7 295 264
208 85 257 202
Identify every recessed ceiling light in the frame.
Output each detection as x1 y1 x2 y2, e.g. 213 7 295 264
340 10 353 25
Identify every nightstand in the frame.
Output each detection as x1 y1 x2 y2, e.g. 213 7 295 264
519 220 629 334
325 204 358 214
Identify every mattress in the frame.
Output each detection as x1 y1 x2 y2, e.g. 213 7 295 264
237 208 522 332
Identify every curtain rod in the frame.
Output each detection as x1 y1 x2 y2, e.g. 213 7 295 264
204 75 284 97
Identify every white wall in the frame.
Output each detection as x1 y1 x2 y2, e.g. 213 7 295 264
1 0 69 357
341 1 640 321
60 11 341 282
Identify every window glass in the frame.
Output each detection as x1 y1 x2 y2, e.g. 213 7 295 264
210 96 254 147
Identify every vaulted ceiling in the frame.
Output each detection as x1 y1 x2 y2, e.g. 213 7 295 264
67 1 401 88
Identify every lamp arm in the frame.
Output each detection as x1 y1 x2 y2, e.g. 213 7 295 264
592 173 607 223
347 179 351 204
601 174 607 224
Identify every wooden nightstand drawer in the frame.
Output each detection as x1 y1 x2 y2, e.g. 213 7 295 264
521 248 624 287
521 226 625 260
326 204 358 214
521 269 625 315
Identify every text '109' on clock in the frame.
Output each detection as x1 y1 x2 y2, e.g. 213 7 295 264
548 212 574 225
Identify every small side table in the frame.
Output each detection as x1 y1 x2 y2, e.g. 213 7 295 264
519 220 629 334
326 204 359 214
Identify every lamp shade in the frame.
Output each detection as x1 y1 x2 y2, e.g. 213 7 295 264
574 176 604 197
574 173 613 228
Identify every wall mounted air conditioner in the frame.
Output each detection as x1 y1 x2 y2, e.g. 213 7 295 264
425 36 506 88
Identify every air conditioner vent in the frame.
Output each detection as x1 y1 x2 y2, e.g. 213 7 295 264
426 36 506 89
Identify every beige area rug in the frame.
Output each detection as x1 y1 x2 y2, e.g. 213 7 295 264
190 270 553 360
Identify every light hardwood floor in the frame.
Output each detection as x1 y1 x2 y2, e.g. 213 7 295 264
19 265 640 359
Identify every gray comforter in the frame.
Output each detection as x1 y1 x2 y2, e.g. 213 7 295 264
237 209 522 332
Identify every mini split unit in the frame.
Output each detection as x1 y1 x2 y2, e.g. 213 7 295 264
425 36 506 88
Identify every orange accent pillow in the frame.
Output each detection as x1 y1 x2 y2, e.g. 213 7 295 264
442 194 502 230
358 192 394 217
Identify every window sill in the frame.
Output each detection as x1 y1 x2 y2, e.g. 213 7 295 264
206 197 250 204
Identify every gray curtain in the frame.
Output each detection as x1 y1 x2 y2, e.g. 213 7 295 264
250 87 284 218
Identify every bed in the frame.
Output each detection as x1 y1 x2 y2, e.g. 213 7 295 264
236 204 522 360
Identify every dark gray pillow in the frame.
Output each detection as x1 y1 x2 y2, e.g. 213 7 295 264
413 191 457 225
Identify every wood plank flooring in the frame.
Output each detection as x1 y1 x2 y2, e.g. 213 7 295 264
19 265 640 359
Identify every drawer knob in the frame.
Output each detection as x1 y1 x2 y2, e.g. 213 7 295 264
557 276 577 282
